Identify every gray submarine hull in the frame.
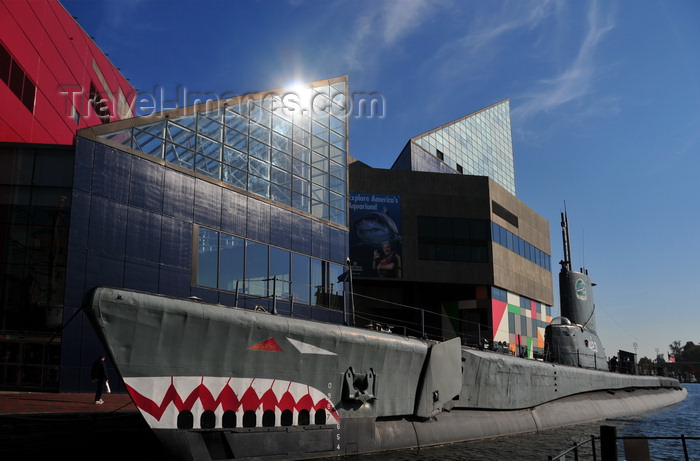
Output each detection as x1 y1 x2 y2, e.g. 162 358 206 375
87 287 686 461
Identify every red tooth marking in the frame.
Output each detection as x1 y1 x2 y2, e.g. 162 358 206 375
126 378 339 424
240 385 260 412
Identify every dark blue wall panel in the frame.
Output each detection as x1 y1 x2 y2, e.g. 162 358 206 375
73 137 94 192
163 169 194 220
126 206 162 263
85 251 125 291
87 196 128 254
158 264 191 298
246 197 270 243
160 216 192 268
69 189 91 248
124 259 160 292
91 143 131 202
194 178 222 229
291 214 311 255
329 226 347 263
269 206 292 248
129 156 164 213
221 187 247 236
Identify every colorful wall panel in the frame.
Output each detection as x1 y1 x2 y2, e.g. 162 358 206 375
491 289 551 358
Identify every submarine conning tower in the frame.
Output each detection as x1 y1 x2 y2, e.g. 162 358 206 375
559 210 597 333
545 209 608 370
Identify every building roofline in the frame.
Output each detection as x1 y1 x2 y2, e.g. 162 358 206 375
78 75 349 140
409 98 510 142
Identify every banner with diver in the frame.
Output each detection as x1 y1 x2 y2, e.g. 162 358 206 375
349 193 402 278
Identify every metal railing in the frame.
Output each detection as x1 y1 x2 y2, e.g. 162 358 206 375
548 435 597 461
548 426 699 460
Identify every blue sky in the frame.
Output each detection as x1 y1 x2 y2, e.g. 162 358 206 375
62 0 700 361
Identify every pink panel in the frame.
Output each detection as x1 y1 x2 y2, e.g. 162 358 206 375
491 299 507 335
0 0 135 144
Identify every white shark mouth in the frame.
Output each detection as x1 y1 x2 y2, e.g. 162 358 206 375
124 376 340 429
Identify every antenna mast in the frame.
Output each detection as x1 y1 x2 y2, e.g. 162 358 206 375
560 203 572 272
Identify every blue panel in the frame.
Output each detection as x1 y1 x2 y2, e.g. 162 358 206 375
292 305 311 320
58 316 82 367
190 286 220 304
124 259 160 292
269 206 291 248
194 179 222 228
85 251 125 290
129 156 164 213
221 187 247 236
158 264 191 298
219 290 241 308
246 197 270 243
163 169 195 220
91 143 131 202
126 206 162 263
311 220 329 259
328 309 344 324
329 227 347 263
291 214 311 254
68 189 90 249
88 196 128 254
160 216 193 268
311 307 330 323
63 247 86 309
73 137 94 192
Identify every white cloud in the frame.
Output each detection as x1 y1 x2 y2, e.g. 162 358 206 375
341 0 442 70
512 1 616 121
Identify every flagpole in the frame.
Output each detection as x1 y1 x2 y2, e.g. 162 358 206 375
347 258 355 327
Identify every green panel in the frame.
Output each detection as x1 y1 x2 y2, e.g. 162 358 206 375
442 301 460 336
507 304 520 315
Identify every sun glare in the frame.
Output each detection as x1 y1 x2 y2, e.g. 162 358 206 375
283 82 313 114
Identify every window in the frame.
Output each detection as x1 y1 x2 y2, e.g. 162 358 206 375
269 247 291 298
194 226 344 309
0 42 36 113
490 222 551 271
219 234 244 292
417 216 489 263
291 253 310 304
89 82 110 122
246 240 268 298
197 228 219 288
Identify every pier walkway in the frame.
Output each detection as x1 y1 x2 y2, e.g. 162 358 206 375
0 392 168 460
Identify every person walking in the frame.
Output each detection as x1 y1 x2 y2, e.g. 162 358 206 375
91 354 109 404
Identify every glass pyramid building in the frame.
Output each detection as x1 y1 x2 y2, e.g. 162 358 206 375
407 99 516 195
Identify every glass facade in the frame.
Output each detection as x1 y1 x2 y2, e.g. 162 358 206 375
0 144 73 391
413 100 515 194
99 80 349 226
196 226 344 310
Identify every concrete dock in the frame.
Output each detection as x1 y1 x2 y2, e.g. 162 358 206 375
0 392 170 460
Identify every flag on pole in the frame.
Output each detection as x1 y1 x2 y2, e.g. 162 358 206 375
337 270 350 283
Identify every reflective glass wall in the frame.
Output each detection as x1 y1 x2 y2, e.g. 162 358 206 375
97 80 348 226
413 100 515 194
196 226 345 311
